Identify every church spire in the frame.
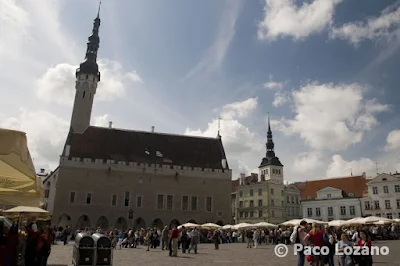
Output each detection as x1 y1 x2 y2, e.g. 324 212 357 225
266 113 275 158
76 1 101 80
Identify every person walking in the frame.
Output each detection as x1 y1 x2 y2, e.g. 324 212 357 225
188 227 200 254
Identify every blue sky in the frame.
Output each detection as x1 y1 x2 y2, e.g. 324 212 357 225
1 0 400 181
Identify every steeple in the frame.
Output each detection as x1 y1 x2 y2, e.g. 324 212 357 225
76 1 101 80
259 113 283 167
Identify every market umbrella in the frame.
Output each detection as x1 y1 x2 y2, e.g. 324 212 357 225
328 220 346 227
231 223 253 230
178 222 200 229
3 206 48 214
253 222 278 228
280 219 302 226
222 224 232 230
362 216 392 224
201 223 221 229
0 128 43 206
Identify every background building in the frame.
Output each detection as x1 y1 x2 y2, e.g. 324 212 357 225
296 174 367 221
361 172 400 219
45 11 232 230
284 184 301 220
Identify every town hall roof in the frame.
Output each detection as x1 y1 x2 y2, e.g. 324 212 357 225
295 174 367 201
67 126 229 170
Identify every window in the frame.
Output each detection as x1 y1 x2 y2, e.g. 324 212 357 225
206 197 212 212
111 195 117 206
287 196 290 203
385 200 391 209
157 194 164 210
239 212 243 218
271 210 275 217
245 212 248 218
340 206 346 216
258 188 262 196
86 193 92 205
136 196 143 208
239 191 243 197
258 200 263 206
250 189 254 196
271 188 274 195
124 191 130 207
395 185 400 193
348 193 354 197
328 207 333 216
250 211 253 218
387 213 393 219
271 199 274 206
44 189 49 198
266 169 268 175
376 213 381 217
327 193 331 199
350 206 355 215
296 197 299 204
281 190 284 196
291 196 294 203
316 207 321 216
383 186 389 194
69 192 75 203
258 210 263 218
83 91 86 98
191 196 198 211
397 199 400 209
374 201 380 209
182 196 189 211
281 201 284 207
250 200 254 207
365 201 370 210
307 208 312 217
167 195 173 211
372 187 378 194
239 201 243 208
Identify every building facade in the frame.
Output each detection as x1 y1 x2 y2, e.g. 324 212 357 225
296 174 367 221
46 10 232 230
284 184 301 220
234 118 294 224
361 172 400 219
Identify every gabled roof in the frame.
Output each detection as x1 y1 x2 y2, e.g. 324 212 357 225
295 175 367 201
231 174 259 192
68 126 229 170
367 173 400 184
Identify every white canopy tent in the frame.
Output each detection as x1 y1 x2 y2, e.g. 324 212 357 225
328 220 346 227
178 222 200 229
201 223 221 229
0 129 44 207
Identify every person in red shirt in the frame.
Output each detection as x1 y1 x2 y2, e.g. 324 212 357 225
356 230 372 266
169 226 179 257
304 223 324 266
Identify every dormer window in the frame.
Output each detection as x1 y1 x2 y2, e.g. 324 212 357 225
348 193 354 197
327 193 331 199
382 178 387 181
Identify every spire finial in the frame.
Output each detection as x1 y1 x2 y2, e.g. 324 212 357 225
267 112 271 132
217 116 221 138
97 0 102 18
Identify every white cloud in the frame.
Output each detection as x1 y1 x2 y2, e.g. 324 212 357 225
385 129 400 151
264 79 290 107
330 4 400 46
35 60 142 106
258 0 342 41
93 114 111 127
293 152 322 173
275 82 389 151
185 98 262 177
220 97 258 119
326 154 376 177
185 0 242 79
0 109 69 170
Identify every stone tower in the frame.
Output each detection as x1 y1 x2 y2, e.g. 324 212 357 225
259 115 284 183
70 4 101 134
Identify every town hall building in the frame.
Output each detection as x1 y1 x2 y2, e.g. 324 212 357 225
44 8 232 230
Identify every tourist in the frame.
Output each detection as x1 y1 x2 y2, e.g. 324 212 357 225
304 222 324 266
161 226 169 250
188 227 200 254
170 226 179 257
212 230 220 250
337 233 353 266
36 226 53 266
323 226 335 266
25 222 38 266
356 230 373 266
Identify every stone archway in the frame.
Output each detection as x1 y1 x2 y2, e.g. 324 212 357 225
115 217 128 230
76 215 91 229
215 220 224 226
169 219 180 229
96 216 109 229
188 219 197 224
134 217 146 229
57 213 72 228
152 218 164 229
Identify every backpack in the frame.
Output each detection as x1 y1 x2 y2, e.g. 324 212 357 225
290 226 300 244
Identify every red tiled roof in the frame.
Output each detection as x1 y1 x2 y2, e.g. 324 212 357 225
295 175 367 201
68 126 229 169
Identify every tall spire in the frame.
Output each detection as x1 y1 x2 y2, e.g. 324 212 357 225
266 113 275 158
76 1 102 80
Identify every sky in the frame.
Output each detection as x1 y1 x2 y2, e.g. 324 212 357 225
1 0 400 182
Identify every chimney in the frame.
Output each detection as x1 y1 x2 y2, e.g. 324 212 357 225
109 121 112 129
40 168 45 173
239 173 245 185
151 126 155 132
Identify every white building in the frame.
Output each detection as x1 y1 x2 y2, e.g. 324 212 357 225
296 174 367 222
361 172 400 219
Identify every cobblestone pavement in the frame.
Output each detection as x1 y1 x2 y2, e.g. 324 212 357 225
48 241 399 266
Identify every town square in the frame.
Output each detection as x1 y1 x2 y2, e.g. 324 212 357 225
1 0 400 266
